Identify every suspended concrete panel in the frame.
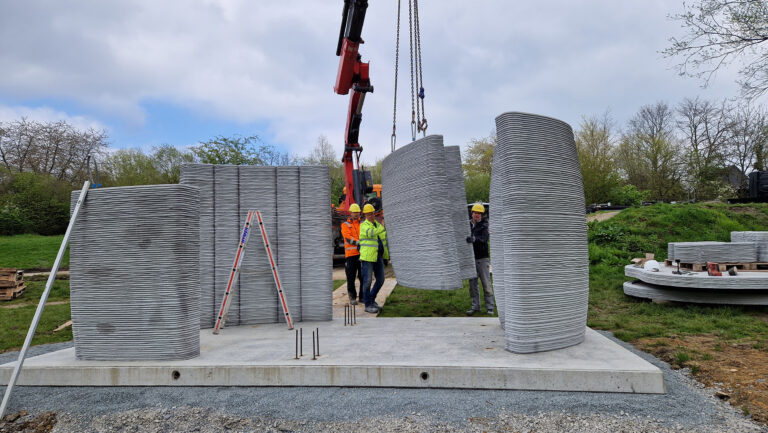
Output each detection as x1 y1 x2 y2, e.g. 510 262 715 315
381 135 464 290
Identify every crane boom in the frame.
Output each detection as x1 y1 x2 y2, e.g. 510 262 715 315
335 0 372 211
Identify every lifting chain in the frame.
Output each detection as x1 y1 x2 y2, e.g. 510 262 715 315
391 0 401 152
392 0 428 147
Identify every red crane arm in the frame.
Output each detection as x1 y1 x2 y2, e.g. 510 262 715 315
335 0 372 211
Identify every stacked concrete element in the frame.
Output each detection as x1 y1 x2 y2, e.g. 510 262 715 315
299 166 334 320
381 135 468 290
491 112 589 354
69 185 200 361
623 280 768 305
625 264 768 290
181 164 332 327
444 146 477 280
731 231 768 261
667 241 757 263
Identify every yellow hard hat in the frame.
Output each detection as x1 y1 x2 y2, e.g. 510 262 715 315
348 203 361 213
471 203 485 213
362 203 375 214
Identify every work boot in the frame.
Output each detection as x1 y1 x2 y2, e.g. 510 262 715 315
486 309 494 315
466 309 479 316
365 305 379 313
350 299 358 305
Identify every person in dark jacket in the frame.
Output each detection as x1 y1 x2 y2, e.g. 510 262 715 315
465 203 493 315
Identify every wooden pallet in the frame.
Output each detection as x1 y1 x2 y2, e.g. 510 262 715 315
664 260 768 272
0 284 26 301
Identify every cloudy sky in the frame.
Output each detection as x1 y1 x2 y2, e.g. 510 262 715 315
0 0 745 163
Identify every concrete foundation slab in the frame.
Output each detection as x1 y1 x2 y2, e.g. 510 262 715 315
0 318 664 393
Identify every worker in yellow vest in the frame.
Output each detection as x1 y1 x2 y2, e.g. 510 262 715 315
341 203 363 305
358 203 389 313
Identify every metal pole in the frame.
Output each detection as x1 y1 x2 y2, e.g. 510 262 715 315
0 181 90 418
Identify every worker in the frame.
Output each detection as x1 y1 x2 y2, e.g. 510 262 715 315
358 203 388 313
338 186 347 205
466 203 494 315
341 203 364 305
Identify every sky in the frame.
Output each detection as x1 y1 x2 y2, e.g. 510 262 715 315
0 0 748 164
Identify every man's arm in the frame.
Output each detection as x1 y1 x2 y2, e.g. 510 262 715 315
473 223 489 243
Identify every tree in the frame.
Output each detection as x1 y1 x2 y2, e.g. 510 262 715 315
615 102 685 201
0 118 108 183
665 0 768 98
100 145 197 186
192 134 292 166
574 113 622 204
676 97 732 199
727 103 768 191
463 133 496 176
303 135 344 204
152 144 196 183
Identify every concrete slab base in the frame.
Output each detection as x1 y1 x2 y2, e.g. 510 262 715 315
0 318 664 393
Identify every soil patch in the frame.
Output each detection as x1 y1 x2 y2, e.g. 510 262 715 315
0 411 57 433
635 334 768 425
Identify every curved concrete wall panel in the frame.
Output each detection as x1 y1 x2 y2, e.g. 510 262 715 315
70 185 200 361
381 135 463 290
625 264 768 290
444 146 477 280
624 280 768 305
491 112 589 353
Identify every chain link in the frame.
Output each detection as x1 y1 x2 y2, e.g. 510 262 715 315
408 0 416 141
414 0 427 136
391 0 401 152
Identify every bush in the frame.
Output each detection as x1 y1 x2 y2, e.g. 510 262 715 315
0 172 72 236
609 184 649 207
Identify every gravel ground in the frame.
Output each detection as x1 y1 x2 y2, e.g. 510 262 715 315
1 332 766 432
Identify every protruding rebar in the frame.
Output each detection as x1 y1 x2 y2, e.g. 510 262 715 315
312 331 317 360
294 329 299 359
300 328 303 357
316 327 320 356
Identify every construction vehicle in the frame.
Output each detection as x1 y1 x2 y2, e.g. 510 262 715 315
330 0 426 259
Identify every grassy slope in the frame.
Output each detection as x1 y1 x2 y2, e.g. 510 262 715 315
0 234 67 270
0 279 72 352
587 202 768 342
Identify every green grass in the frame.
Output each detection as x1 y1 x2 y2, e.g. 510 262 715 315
587 202 768 343
333 280 346 290
379 280 497 317
0 303 72 352
4 279 70 307
0 234 67 270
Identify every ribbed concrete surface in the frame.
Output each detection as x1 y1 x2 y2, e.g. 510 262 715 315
181 164 332 326
623 280 768 305
667 241 757 263
731 231 768 261
381 135 464 290
491 112 589 354
444 145 477 280
69 185 200 361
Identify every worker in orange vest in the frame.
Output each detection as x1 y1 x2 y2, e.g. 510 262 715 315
341 203 364 304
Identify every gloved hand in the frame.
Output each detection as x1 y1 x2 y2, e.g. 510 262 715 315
466 236 473 243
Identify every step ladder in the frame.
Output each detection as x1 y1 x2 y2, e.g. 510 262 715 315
213 210 294 333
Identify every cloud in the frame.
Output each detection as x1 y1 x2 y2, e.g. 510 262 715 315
0 0 747 161
0 104 106 131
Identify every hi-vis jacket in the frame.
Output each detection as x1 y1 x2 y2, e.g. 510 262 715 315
358 219 389 262
341 218 361 258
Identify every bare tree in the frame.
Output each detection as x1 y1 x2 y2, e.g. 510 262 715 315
664 0 768 98
727 103 768 190
616 102 685 201
0 118 108 183
575 113 621 204
676 97 733 199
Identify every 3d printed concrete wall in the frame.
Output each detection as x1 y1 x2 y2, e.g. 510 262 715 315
381 135 471 290
731 232 768 261
667 241 757 263
69 185 200 361
491 112 589 354
181 164 332 327
444 146 477 280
